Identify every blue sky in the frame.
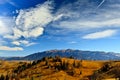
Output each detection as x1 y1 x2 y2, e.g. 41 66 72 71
0 0 120 56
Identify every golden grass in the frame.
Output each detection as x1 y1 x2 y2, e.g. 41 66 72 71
0 58 112 80
17 58 106 80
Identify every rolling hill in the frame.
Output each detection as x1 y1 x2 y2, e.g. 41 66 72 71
0 57 105 80
0 56 120 80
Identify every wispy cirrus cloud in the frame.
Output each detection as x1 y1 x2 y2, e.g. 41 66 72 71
0 0 17 7
97 0 106 8
82 29 117 39
0 46 23 51
52 1 120 30
47 0 120 40
12 40 37 46
68 41 77 44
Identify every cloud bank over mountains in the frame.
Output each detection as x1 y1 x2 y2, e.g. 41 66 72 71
0 0 120 51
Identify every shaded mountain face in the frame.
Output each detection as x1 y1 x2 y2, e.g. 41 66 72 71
4 49 120 60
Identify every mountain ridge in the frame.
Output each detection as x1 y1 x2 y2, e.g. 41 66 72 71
4 49 120 60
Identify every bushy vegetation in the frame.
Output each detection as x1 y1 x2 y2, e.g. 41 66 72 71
90 61 120 80
0 57 110 80
13 56 83 78
43 56 82 76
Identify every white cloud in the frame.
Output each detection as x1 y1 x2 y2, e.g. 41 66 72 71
12 40 37 46
0 17 13 35
53 18 120 30
82 30 117 39
0 20 8 35
19 40 37 46
0 0 17 7
68 41 77 44
28 27 44 38
0 46 23 51
53 14 64 21
20 40 37 46
1 1 54 51
51 0 120 32
1 0 120 51
26 42 37 47
19 40 29 45
12 41 20 46
14 1 53 39
5 1 53 40
97 0 105 8
4 27 44 39
8 1 17 7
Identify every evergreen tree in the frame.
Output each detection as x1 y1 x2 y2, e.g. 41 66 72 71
73 61 81 68
5 75 9 80
32 61 36 65
73 60 76 68
31 77 34 80
61 60 69 70
45 60 49 66
0 74 5 80
76 61 81 68
69 56 74 59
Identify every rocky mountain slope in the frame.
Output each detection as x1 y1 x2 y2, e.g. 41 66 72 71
5 49 120 60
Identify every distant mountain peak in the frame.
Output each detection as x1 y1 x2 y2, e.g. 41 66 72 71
4 49 120 61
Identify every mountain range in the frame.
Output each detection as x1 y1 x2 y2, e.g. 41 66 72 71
2 49 120 60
